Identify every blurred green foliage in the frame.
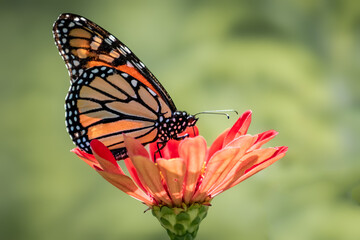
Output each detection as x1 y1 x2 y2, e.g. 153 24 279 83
1 0 359 239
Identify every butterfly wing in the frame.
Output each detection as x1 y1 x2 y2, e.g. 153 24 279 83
65 66 173 159
53 13 177 159
53 13 176 110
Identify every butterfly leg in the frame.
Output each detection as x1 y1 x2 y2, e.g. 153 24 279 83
173 133 189 141
154 141 166 161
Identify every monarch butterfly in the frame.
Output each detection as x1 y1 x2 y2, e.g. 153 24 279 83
53 13 198 160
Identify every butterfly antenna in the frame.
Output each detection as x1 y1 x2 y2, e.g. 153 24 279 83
194 109 238 119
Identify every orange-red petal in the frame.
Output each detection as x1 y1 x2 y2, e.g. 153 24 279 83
249 130 278 150
221 146 288 192
205 135 257 193
210 147 278 197
223 110 252 147
71 147 101 169
130 155 173 205
91 140 124 175
207 128 230 162
179 136 207 204
123 135 150 159
97 170 154 206
124 157 148 194
192 135 257 202
157 158 186 206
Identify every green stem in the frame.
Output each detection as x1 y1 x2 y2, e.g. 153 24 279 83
152 203 209 240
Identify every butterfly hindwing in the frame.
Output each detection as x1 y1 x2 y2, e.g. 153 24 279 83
65 66 173 159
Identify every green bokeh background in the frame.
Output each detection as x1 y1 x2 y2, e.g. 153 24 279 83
1 0 359 239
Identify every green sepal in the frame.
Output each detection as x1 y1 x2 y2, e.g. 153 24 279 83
152 203 209 240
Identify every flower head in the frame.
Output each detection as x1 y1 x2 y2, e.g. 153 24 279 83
72 110 288 207
72 110 287 239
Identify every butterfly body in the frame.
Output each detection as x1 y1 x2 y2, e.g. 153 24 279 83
54 13 197 159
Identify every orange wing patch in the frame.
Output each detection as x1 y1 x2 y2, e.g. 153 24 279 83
89 76 127 100
68 28 92 38
138 86 159 112
79 110 117 127
77 99 102 113
106 100 157 120
69 38 90 48
106 128 158 150
79 85 115 101
87 119 153 140
116 64 162 97
107 74 136 97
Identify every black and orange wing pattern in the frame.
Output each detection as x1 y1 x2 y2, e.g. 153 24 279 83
64 66 173 159
52 13 175 109
53 13 178 159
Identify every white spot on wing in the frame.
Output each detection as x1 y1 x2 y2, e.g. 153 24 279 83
109 35 116 42
126 61 134 68
123 46 131 54
131 79 138 87
105 38 112 45
148 88 156 96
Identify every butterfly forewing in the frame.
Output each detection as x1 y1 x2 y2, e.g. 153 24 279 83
53 13 176 110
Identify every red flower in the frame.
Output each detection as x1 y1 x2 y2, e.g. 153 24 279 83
72 110 288 207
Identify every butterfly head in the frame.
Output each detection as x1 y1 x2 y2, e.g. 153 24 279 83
186 114 198 127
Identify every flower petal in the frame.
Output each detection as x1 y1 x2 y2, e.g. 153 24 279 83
178 136 207 204
223 110 252 147
131 155 173 205
192 135 257 202
225 134 256 149
191 148 240 202
249 130 278 150
207 128 230 162
88 140 154 205
124 157 148 194
71 147 101 170
217 146 288 194
90 140 124 175
97 170 154 206
157 158 186 206
122 135 152 193
210 147 278 197
123 134 150 159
